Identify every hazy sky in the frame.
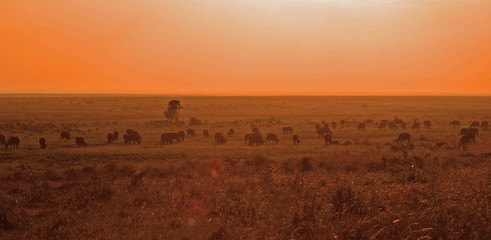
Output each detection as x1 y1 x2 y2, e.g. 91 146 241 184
1 0 490 94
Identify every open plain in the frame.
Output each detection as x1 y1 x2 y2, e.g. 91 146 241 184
0 95 489 239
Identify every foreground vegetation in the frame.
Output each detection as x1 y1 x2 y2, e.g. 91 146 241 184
0 95 489 239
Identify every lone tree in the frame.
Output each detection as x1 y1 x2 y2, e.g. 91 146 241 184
164 100 182 123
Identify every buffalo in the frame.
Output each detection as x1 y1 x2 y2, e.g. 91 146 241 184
228 129 235 137
449 121 461 127
293 135 300 145
423 120 431 129
0 134 5 145
266 133 279 144
39 138 47 149
107 133 114 143
60 131 70 141
178 131 185 141
215 133 227 145
396 133 411 143
124 131 141 144
357 123 365 131
324 133 332 146
187 129 196 137
203 130 210 138
75 137 87 147
5 137 20 149
282 126 293 134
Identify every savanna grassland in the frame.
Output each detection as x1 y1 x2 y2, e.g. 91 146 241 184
0 95 489 240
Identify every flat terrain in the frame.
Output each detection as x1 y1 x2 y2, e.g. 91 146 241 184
0 95 490 239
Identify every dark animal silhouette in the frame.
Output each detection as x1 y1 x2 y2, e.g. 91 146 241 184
388 122 398 130
459 133 476 150
481 121 488 130
449 121 461 127
75 137 87 147
124 131 141 144
60 131 70 141
401 122 407 130
248 133 263 146
107 133 114 143
203 130 209 138
126 129 136 134
324 133 332 146
469 122 480 129
460 128 478 136
178 131 185 141
282 126 293 134
266 133 279 144
252 127 259 134
396 133 411 143
364 119 374 124
357 123 365 131
187 129 196 137
5 137 20 149
315 124 321 130
227 129 235 137
293 135 300 145
393 116 404 126
423 120 431 129
39 138 47 149
113 130 119 141
378 122 387 130
331 122 337 129
161 133 180 144
317 126 332 137
0 134 5 145
411 121 420 130
244 133 255 144
215 133 227 145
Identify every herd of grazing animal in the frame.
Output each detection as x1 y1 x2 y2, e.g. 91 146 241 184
0 118 488 150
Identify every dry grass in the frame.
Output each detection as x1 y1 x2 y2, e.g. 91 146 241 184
0 95 490 239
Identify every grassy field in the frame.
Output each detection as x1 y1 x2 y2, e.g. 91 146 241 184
0 95 490 239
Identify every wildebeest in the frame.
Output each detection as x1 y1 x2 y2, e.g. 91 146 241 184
460 128 478 136
459 133 476 150
266 133 279 144
315 123 321 130
331 122 337 129
75 137 87 147
178 131 185 141
324 133 332 146
161 133 180 144
293 135 300 145
113 130 119 141
203 130 209 138
0 134 5 145
401 122 407 130
469 122 480 129
187 129 196 137
60 131 70 141
215 133 227 145
364 119 374 124
411 121 420 130
388 122 398 130
378 122 387 130
357 123 365 131
396 133 411 143
317 126 332 137
252 127 259 134
39 138 47 149
244 133 254 144
423 120 431 129
5 137 20 149
124 131 141 144
247 133 263 146
282 126 293 134
228 129 235 137
481 121 488 130
107 133 114 143
449 121 461 127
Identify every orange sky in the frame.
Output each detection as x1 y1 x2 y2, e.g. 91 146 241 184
1 0 490 95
